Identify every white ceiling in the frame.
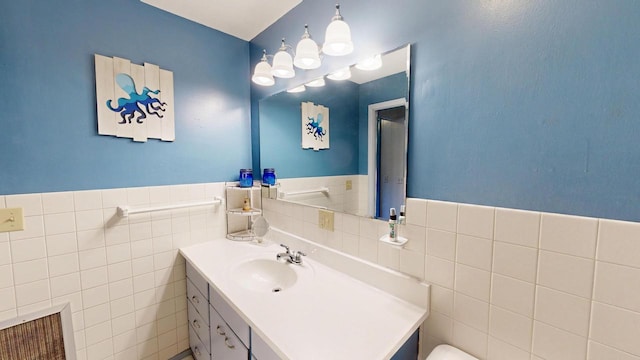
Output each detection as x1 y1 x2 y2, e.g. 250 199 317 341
141 0 302 41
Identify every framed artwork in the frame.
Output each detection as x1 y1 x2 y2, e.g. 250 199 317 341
95 54 175 142
301 101 329 151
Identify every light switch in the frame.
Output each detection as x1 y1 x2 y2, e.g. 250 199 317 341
0 207 25 233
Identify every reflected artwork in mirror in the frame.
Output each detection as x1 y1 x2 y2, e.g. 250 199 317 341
259 44 410 220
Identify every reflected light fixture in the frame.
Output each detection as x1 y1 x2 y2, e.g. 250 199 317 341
327 67 351 81
323 4 354 56
306 77 326 87
271 39 295 78
293 25 321 70
287 85 306 93
251 50 275 86
355 54 383 71
252 4 353 86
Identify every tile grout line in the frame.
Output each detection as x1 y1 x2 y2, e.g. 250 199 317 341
529 211 542 358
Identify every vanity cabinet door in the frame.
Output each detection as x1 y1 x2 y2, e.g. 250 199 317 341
210 305 248 360
210 288 250 347
251 331 282 360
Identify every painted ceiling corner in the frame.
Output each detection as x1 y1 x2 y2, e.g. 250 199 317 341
140 0 302 41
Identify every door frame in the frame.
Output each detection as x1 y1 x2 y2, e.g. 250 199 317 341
367 98 408 218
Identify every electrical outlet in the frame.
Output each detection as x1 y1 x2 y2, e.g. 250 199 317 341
318 209 334 231
345 180 352 190
0 207 24 233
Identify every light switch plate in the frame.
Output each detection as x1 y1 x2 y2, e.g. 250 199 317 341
345 180 352 191
318 209 334 231
0 207 24 233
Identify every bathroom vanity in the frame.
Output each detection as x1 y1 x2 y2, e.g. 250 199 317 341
181 235 429 360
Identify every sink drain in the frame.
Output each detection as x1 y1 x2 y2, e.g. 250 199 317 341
272 287 282 293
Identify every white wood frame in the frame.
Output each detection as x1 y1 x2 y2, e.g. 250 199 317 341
367 98 408 218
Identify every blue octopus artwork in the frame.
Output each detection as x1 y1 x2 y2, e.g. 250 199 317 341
106 73 167 124
306 112 327 141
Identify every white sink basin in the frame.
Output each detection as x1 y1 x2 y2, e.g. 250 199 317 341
230 258 301 293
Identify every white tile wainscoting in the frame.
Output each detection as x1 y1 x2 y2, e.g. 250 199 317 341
262 197 640 360
0 183 227 360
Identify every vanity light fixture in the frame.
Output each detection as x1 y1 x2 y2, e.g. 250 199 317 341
251 50 275 86
271 39 296 78
287 85 306 93
251 4 353 86
306 77 326 87
327 67 351 80
355 54 383 71
322 4 354 56
293 25 322 70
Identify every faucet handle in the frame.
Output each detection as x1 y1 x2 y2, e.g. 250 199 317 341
293 250 307 263
279 244 290 253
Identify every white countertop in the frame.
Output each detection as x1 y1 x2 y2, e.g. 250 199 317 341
180 238 429 360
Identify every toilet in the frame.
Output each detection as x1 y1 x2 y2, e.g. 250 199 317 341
426 345 478 360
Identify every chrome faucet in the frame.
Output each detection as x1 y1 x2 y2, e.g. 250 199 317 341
276 244 306 265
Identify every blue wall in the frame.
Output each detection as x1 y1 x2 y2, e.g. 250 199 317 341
0 0 251 195
251 0 640 222
259 80 359 178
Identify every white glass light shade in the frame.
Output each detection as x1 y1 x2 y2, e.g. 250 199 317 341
306 78 326 87
252 59 275 86
323 19 353 56
327 67 351 81
287 85 306 93
271 50 295 78
355 54 383 71
294 37 321 69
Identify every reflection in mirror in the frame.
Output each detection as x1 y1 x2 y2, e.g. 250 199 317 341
258 44 410 220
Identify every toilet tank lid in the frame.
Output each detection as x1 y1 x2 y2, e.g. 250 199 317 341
426 345 478 360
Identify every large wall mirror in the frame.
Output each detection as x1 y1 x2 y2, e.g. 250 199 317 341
259 44 410 220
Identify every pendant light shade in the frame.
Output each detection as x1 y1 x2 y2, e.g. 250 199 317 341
271 39 295 78
294 25 321 70
252 50 275 86
323 5 353 56
327 67 351 81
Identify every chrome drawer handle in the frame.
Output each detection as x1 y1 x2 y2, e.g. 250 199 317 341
193 319 200 329
216 325 226 335
224 336 235 349
194 346 201 356
192 295 200 304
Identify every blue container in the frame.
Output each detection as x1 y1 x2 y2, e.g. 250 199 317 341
262 168 276 186
239 169 253 188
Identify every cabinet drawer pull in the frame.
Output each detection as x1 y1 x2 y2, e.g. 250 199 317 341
224 337 235 349
216 325 226 335
193 319 200 329
192 295 200 304
194 346 201 356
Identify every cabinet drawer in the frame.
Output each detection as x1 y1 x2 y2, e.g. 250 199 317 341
251 331 282 360
210 288 250 348
188 301 210 353
210 305 249 360
187 278 209 324
186 262 209 300
188 322 210 360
